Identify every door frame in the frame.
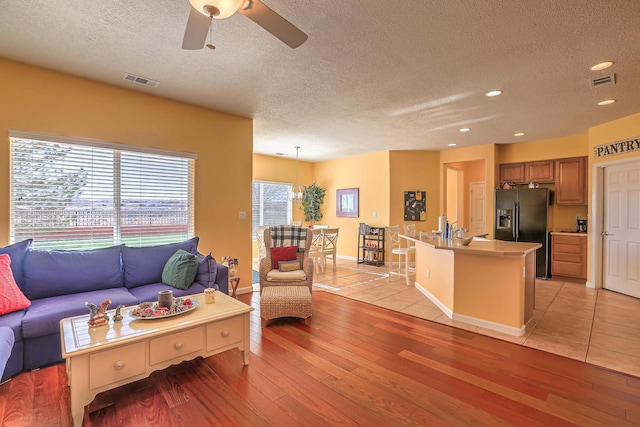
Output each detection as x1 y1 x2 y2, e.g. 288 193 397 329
589 156 640 289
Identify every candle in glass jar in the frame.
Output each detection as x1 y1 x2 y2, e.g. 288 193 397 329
158 290 173 309
204 288 216 304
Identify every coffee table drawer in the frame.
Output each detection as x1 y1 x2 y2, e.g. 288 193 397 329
89 342 146 390
149 326 204 365
206 317 242 352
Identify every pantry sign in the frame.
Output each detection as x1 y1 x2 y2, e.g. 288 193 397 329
594 135 640 158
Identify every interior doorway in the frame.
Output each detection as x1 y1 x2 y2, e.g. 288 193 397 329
444 160 487 233
469 182 486 236
446 167 463 224
592 157 640 298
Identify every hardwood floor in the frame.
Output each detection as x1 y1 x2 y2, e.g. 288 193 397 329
0 291 638 426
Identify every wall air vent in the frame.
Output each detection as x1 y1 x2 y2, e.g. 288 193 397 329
123 73 160 88
592 74 616 87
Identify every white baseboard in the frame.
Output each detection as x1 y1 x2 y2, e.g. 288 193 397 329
414 281 453 319
414 281 525 337
234 285 254 295
452 313 525 337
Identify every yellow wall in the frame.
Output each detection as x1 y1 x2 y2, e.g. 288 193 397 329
314 151 390 259
389 151 440 234
0 59 254 281
497 134 588 165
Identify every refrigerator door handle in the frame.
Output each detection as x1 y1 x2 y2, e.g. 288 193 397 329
514 202 519 239
511 202 518 240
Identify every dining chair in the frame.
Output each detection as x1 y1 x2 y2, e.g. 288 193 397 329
320 227 339 272
385 225 415 286
255 226 268 261
307 228 324 273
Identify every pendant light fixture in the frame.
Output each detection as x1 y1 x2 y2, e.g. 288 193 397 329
291 146 305 204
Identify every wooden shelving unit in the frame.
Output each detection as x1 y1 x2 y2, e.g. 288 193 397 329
357 223 385 267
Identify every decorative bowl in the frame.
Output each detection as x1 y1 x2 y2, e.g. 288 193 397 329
456 236 474 246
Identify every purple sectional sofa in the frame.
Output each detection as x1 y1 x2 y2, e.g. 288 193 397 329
0 237 228 381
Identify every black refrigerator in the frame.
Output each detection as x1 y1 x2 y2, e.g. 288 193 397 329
494 188 549 278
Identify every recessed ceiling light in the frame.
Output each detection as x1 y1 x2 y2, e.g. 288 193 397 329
514 132 525 137
448 143 457 147
597 99 616 106
459 127 471 132
485 90 502 97
590 61 614 71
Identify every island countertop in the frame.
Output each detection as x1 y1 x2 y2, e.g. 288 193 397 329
404 234 539 336
404 235 541 257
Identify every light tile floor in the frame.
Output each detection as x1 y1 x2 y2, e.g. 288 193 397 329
253 258 640 378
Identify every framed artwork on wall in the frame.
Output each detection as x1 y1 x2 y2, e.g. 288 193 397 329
404 190 426 221
336 188 359 218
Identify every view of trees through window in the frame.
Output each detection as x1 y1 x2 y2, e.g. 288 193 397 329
10 136 194 250
252 182 292 238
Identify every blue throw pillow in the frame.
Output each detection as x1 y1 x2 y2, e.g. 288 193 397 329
0 239 32 289
195 252 218 289
121 237 199 288
162 250 199 290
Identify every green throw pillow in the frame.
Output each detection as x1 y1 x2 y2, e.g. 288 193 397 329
162 249 200 290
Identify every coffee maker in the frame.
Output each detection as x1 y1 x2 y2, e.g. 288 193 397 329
577 219 587 233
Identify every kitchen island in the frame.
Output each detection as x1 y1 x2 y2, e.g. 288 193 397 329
404 235 541 336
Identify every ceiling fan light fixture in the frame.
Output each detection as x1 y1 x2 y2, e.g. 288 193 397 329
189 0 244 19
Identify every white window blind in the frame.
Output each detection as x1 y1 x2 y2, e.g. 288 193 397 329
252 181 292 238
10 134 195 250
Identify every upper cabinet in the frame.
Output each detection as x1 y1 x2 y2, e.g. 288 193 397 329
500 163 526 184
499 156 588 205
555 157 587 205
524 160 555 183
500 160 555 184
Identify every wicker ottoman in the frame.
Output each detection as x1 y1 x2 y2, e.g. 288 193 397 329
260 286 312 327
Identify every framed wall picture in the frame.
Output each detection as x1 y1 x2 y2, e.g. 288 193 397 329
404 190 426 221
336 188 359 218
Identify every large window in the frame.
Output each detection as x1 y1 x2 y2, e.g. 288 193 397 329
252 181 292 238
10 132 195 250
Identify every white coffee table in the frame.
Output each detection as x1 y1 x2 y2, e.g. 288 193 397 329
60 292 253 427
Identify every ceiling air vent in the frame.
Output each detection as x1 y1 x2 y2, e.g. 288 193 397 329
123 73 160 88
592 74 616 87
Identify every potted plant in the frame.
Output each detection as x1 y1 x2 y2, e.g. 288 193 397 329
301 181 326 226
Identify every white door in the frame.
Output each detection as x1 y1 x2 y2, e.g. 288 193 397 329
469 182 486 236
603 161 640 297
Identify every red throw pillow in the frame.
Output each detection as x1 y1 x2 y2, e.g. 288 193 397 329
270 246 298 269
0 254 31 315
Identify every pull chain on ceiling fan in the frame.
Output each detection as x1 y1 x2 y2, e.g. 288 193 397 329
181 0 308 50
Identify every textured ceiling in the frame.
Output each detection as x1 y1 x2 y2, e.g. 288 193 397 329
1 0 640 161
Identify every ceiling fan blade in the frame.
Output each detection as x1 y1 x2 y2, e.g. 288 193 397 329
182 6 210 49
239 0 308 48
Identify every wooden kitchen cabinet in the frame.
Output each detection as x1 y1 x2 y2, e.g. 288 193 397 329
556 157 587 205
524 160 554 183
551 233 587 279
500 163 526 184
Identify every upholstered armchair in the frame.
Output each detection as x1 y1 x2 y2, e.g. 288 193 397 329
259 226 313 294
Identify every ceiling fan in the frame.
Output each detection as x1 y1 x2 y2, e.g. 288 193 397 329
182 0 308 50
